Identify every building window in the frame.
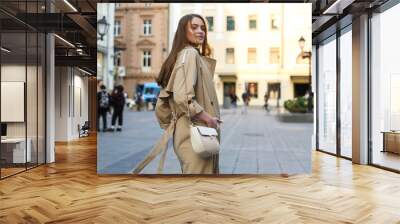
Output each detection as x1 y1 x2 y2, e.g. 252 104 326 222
249 15 257 30
247 48 257 64
271 14 279 30
227 16 235 31
225 48 235 64
114 52 121 66
206 16 214 32
269 48 280 64
245 82 258 98
143 19 152 35
114 20 121 36
267 83 281 100
142 50 151 71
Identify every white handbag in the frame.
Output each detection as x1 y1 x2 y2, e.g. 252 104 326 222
190 124 220 158
182 51 220 158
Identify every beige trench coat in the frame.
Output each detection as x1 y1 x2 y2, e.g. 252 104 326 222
133 45 220 174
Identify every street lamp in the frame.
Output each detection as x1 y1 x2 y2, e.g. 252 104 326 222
97 16 109 41
298 36 312 112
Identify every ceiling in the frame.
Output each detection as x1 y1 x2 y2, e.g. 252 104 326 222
0 0 99 75
310 0 390 43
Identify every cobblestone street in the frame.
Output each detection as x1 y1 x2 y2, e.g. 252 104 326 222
98 107 313 174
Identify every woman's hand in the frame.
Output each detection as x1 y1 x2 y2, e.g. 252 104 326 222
205 116 219 129
193 111 220 129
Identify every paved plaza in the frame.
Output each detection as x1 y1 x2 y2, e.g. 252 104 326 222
98 107 313 174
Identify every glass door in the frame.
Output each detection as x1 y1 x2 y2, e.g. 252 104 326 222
0 0 47 179
317 35 337 155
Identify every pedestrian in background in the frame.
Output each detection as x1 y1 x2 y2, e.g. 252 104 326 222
135 92 143 112
152 91 159 111
110 85 126 132
264 91 270 113
229 91 238 114
241 91 250 115
97 84 110 132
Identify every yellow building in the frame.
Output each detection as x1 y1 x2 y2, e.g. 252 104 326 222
169 3 311 107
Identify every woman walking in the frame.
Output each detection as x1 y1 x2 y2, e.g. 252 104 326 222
110 85 126 131
134 14 221 174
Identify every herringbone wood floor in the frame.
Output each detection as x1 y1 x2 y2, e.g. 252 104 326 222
1 134 400 224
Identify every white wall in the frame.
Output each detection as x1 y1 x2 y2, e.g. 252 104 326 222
55 66 68 141
72 73 89 138
55 67 89 141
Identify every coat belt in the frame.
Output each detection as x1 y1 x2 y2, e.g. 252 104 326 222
132 114 182 174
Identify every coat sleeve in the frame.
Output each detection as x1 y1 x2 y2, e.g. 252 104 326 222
172 49 204 117
155 89 172 129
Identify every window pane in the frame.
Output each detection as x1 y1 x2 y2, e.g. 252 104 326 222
114 52 121 66
226 48 234 64
1 31 28 177
143 20 152 35
248 48 256 64
371 4 400 171
269 48 280 64
114 20 120 36
245 82 258 98
340 29 352 158
271 15 279 30
318 37 337 155
249 15 257 30
37 33 45 165
227 16 235 31
0 2 46 178
27 31 38 169
206 16 214 31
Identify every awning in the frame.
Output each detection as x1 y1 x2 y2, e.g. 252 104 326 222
290 75 310 84
218 73 237 82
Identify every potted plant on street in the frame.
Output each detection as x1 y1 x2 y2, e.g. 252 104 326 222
278 96 313 122
283 96 310 113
